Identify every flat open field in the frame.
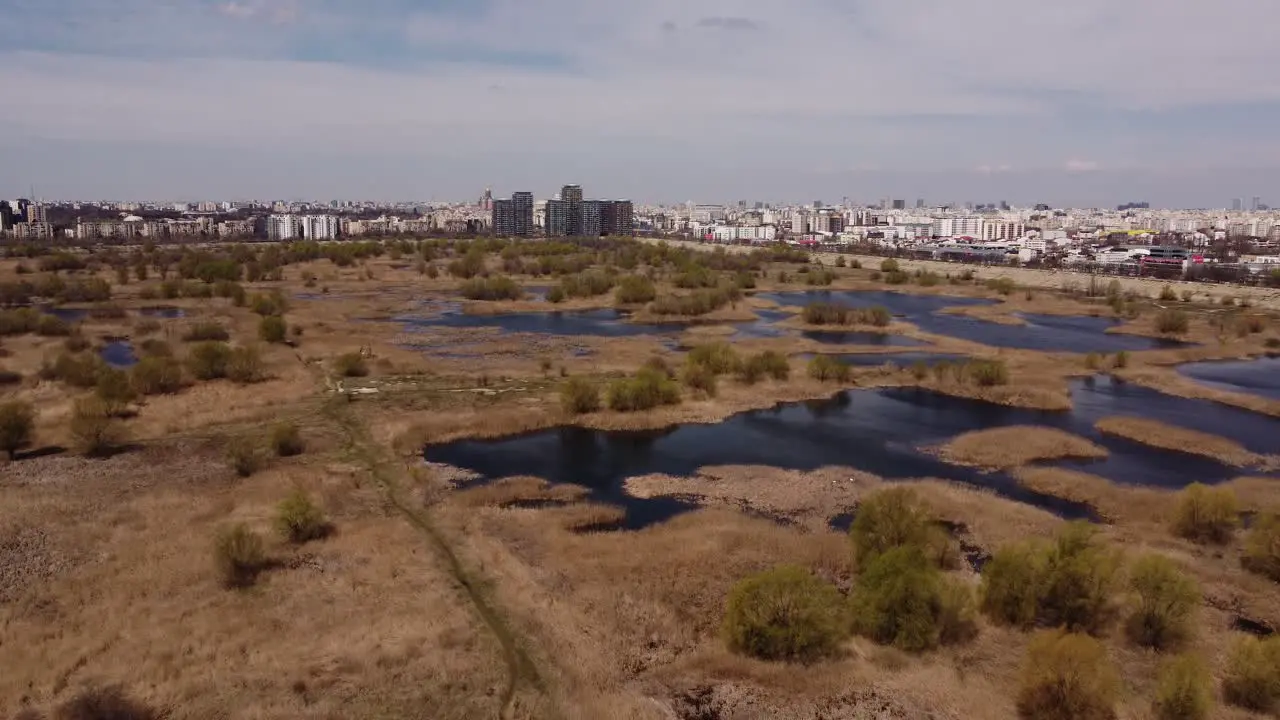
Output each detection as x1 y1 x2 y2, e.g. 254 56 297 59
2 237 1278 719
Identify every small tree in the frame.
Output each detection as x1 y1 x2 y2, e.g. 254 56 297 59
722 565 847 662
226 436 261 478
214 523 265 588
275 489 329 543
95 368 137 417
188 341 231 380
70 397 125 457
258 315 287 343
682 363 718 397
849 487 954 568
1126 554 1199 650
1153 654 1213 720
1171 483 1238 545
131 356 184 395
0 400 35 460
1242 510 1280 581
1222 635 1280 712
981 541 1048 628
1016 631 1119 720
1038 522 1123 635
807 355 850 382
560 377 600 414
850 545 975 652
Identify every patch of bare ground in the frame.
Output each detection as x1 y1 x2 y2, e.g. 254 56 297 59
1094 415 1267 467
0 438 510 719
932 426 1108 470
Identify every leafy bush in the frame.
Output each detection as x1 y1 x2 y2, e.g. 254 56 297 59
258 315 287 343
649 288 734 316
558 271 614 299
1222 635 1280 712
270 422 304 457
1112 351 1129 369
54 684 163 720
560 377 601 414
1153 654 1213 720
1242 510 1280 582
686 342 739 375
880 259 900 272
1126 554 1199 650
459 275 523 301
1159 284 1178 302
0 400 35 460
614 275 657 304
965 359 1009 387
722 565 847 662
850 545 975 652
214 523 266 588
40 351 105 388
803 302 849 325
849 487 955 568
226 436 261 477
1155 309 1190 335
1171 483 1238 545
982 522 1122 635
745 350 790 381
606 368 681 412
70 397 125 457
182 321 229 342
884 270 910 284
805 268 837 286
986 277 1016 296
682 363 718 397
807 355 850 382
0 307 40 336
1016 631 1119 720
130 355 184 395
275 489 329 543
334 352 368 378
187 341 232 380
226 345 265 384
546 285 565 303
36 314 72 337
95 367 137 416
249 291 288 316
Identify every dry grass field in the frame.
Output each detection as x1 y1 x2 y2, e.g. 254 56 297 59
2 238 1279 719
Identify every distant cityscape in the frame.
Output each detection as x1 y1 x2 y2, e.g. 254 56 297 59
2 188 1279 275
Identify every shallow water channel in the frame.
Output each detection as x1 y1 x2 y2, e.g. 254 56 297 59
1176 356 1280 401
426 377 1279 527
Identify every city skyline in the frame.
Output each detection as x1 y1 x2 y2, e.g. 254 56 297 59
4 1 1280 205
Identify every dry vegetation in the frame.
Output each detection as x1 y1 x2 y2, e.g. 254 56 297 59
1094 415 1269 467
4 236 1280 719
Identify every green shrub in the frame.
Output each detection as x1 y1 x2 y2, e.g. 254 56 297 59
884 270 909 285
0 307 40 336
249 291 288 316
1126 554 1199 650
258 315 287 343
802 302 849 325
546 285 565 303
214 523 266 588
981 522 1121 635
722 565 847 662
270 422 304 457
275 489 328 543
649 288 734 316
95 367 137 416
54 684 163 720
560 377 601 414
334 352 368 378
1155 309 1190 335
606 368 681 412
187 341 231 380
130 355 184 395
682 363 718 397
226 436 261 477
0 400 35 460
70 397 125 457
986 277 1016 296
850 545 975 652
965 359 1009 387
861 306 892 327
1222 635 1280 712
1016 631 1119 720
1159 284 1178 302
1171 483 1238 545
182 321 229 342
686 342 739 375
834 256 847 267
459 275 523 301
557 271 615 299
807 355 850 382
36 314 72 337
226 345 265 384
880 259 900 272
747 350 790 381
805 268 837 286
614 275 657 304
1153 654 1213 720
1242 510 1280 582
40 351 105 388
849 487 955 568
1112 351 1129 369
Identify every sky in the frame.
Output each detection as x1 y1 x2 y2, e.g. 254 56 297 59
2 0 1280 207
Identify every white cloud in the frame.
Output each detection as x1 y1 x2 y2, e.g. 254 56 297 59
1065 159 1101 173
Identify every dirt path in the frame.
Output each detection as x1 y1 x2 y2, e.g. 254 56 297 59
322 395 552 719
638 237 1280 310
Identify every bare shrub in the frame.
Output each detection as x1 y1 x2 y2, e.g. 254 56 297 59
214 523 266 588
275 489 329 544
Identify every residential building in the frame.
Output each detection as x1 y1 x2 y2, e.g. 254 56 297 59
561 184 584 236
600 200 634 236
545 199 570 236
267 214 300 241
492 191 534 236
10 222 53 240
581 200 602 237
0 201 12 230
25 203 46 223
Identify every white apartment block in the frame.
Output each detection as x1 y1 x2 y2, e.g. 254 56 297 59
300 215 339 240
981 220 1026 241
267 214 300 240
930 216 982 237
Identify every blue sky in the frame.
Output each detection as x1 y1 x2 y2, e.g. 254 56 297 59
2 0 1279 207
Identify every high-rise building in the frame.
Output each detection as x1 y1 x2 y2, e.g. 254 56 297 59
581 201 602 237
512 192 534 237
892 199 906 210
916 198 925 209
545 200 570 236
266 214 300 240
0 201 12 231
300 215 338 240
600 200 634 236
492 199 514 235
25 203 47 223
561 184 584 236
15 198 30 223
1252 196 1262 211
1232 198 1243 211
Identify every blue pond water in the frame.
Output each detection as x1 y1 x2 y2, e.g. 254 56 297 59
802 330 930 347
137 306 184 319
100 341 138 368
401 307 681 338
816 352 971 367
41 306 89 323
427 377 1279 526
759 291 1193 352
1177 356 1280 401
